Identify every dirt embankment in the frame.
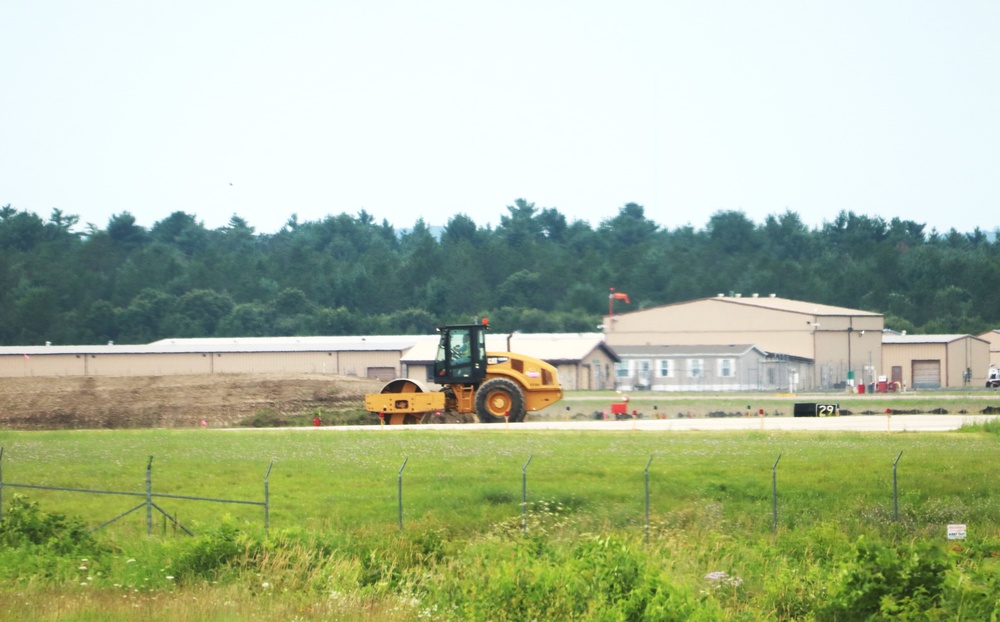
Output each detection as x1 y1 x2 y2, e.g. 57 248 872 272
0 374 384 430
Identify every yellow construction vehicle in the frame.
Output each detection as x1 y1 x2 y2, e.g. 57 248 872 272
364 320 563 424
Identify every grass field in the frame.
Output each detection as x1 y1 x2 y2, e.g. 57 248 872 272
2 420 1000 620
2 426 997 536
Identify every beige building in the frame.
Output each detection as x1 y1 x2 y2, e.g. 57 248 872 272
5 304 991 394
881 334 990 389
977 330 1000 368
0 333 619 391
0 336 430 381
603 294 884 390
401 333 620 391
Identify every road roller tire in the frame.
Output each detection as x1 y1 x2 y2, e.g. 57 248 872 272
475 378 526 423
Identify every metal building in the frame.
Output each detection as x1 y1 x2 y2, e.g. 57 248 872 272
881 334 990 389
977 330 1000 368
603 294 884 390
0 336 432 380
0 333 619 391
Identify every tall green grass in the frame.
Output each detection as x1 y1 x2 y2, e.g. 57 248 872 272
1 428 999 620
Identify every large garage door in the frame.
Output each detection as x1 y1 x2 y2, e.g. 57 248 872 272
912 360 941 389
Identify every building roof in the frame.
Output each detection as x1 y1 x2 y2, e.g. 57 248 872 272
707 295 882 317
977 330 1000 348
1 335 437 356
605 295 881 323
1 333 616 360
882 334 987 345
505 333 620 363
401 333 618 364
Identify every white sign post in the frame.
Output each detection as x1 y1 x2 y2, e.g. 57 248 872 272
947 524 967 540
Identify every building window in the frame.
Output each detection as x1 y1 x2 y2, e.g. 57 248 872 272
657 359 672 378
719 359 734 378
688 359 703 378
615 361 630 378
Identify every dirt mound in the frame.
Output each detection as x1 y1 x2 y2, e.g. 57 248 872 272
0 374 383 430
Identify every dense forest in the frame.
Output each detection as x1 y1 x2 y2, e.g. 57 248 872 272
2 200 999 346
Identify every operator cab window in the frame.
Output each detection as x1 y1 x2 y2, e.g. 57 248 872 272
433 326 487 381
448 328 473 377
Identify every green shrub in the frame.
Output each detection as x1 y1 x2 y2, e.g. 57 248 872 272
940 561 1000 619
416 533 721 621
818 536 949 620
171 517 255 581
0 494 104 556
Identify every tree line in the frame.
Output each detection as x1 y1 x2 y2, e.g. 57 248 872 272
1 200 999 346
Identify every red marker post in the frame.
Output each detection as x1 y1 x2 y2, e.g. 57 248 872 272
504 410 510 432
379 411 385 429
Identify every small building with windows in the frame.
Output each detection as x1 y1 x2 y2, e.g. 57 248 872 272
612 344 806 392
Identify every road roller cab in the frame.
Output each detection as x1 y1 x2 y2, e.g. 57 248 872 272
364 320 563 424
433 322 489 385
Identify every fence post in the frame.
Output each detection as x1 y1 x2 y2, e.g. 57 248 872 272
644 455 653 544
264 460 274 537
397 457 408 531
146 456 153 536
893 451 903 522
522 455 533 534
772 453 782 537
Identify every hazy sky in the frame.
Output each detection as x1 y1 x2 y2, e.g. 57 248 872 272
2 1 998 235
